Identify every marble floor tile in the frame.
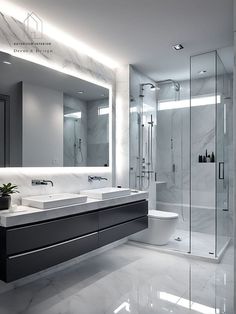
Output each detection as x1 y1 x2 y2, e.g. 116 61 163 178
0 243 233 314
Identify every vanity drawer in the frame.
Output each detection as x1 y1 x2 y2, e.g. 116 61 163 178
98 216 148 247
99 200 148 229
4 232 98 282
4 211 99 255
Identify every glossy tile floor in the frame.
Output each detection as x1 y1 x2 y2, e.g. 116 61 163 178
0 242 234 314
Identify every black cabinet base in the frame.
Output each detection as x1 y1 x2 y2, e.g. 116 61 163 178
0 200 148 282
4 233 98 283
99 216 148 247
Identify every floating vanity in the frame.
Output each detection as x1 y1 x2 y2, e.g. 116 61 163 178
0 191 148 282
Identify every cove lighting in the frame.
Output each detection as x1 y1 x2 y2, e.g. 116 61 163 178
130 103 155 113
0 1 119 69
130 107 137 113
114 301 130 313
64 112 81 119
98 106 109 115
160 292 220 314
158 95 221 111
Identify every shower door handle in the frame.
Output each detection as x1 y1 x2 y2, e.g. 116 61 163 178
219 162 224 180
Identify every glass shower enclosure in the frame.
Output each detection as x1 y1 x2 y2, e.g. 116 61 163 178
129 50 232 260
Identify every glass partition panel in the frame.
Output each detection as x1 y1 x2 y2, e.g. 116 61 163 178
190 51 216 257
156 80 190 253
215 54 232 256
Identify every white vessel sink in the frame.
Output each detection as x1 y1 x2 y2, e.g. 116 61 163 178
80 187 131 200
22 193 87 209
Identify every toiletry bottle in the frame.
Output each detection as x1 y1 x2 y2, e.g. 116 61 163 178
207 155 211 163
198 155 202 163
210 152 215 163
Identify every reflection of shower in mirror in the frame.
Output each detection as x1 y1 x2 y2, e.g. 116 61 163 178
73 120 84 166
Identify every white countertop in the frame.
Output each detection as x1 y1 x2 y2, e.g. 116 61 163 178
0 191 148 227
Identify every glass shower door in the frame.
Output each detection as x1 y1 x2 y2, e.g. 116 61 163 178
156 81 190 253
215 55 231 257
190 51 216 257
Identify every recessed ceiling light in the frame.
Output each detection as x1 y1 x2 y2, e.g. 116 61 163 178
3 61 11 65
198 70 207 75
77 91 84 94
172 44 184 51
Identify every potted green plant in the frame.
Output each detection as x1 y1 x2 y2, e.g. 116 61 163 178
0 183 19 210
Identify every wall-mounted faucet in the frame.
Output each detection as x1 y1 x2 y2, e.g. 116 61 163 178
32 179 54 187
88 176 108 182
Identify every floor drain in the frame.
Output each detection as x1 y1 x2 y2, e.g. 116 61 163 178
175 237 182 242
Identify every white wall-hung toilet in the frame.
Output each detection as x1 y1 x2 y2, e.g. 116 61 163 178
130 210 179 246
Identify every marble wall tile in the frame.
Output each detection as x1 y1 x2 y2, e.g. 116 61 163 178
0 13 115 86
116 65 130 187
0 168 112 205
129 66 156 202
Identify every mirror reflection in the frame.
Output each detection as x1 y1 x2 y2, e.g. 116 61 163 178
0 52 110 167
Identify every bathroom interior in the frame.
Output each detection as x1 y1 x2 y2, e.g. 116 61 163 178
0 0 234 313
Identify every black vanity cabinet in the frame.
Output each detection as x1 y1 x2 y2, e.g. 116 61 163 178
0 199 148 282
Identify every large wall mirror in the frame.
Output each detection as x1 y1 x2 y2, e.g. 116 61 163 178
0 52 111 167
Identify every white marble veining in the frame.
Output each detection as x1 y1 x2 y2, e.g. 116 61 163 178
0 167 112 202
0 242 233 313
0 191 148 227
116 65 130 188
0 12 115 86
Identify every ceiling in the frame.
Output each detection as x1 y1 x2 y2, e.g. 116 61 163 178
8 0 234 81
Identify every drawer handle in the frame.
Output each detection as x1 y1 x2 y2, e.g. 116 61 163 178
9 232 98 259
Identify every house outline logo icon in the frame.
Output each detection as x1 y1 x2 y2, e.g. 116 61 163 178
24 12 43 39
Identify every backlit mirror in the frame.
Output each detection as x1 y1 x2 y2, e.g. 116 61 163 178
0 51 110 167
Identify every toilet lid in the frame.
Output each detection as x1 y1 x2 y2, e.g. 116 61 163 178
148 210 178 220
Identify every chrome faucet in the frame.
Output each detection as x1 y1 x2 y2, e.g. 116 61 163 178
32 179 54 187
88 176 108 182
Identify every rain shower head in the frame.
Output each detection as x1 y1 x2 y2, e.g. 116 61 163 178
141 82 156 90
156 79 180 92
139 82 156 97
